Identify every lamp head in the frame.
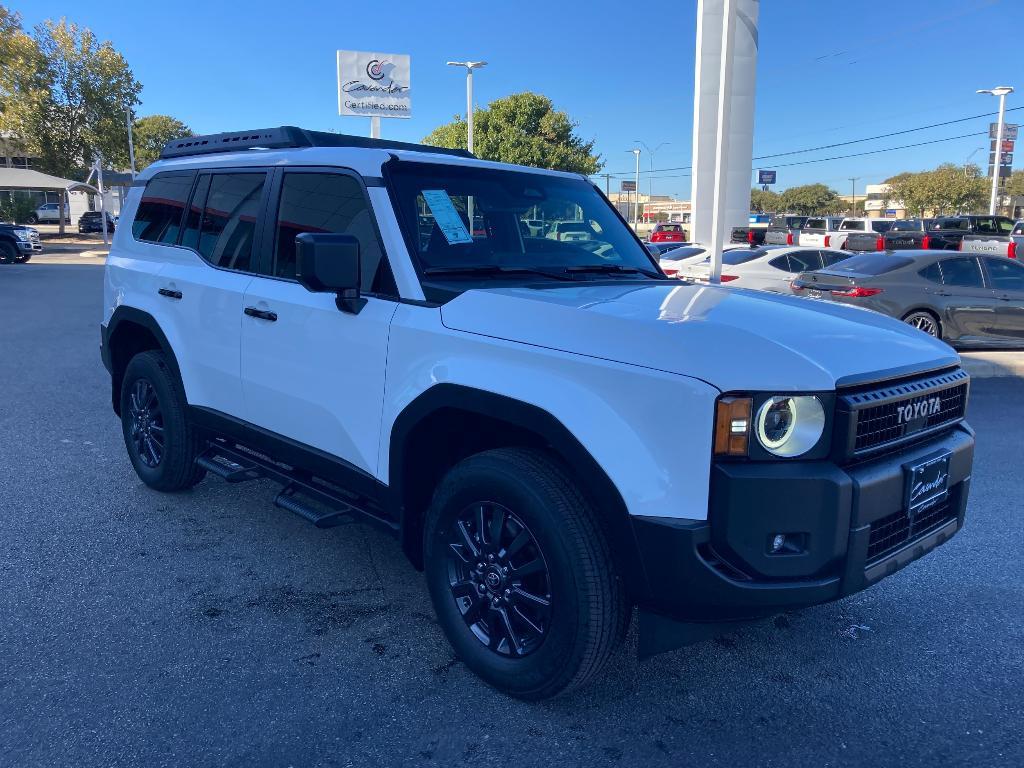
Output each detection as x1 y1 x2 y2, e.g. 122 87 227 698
977 86 1013 97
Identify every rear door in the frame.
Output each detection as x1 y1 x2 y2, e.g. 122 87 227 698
933 256 1002 341
239 168 398 474
981 256 1024 339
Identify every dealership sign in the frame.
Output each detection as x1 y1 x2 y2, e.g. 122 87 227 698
336 50 411 119
758 169 776 185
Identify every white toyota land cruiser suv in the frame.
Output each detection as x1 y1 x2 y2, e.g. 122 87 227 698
102 127 975 699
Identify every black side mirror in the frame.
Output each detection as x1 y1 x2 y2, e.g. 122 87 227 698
295 233 365 314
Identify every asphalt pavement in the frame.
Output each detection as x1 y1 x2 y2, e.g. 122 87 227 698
1 262 1022 767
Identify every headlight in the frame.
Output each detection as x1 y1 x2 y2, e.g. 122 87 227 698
755 396 825 457
14 229 30 241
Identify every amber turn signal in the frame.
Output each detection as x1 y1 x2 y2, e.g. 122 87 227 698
714 397 752 456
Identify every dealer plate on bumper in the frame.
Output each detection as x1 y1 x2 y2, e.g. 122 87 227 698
904 451 951 517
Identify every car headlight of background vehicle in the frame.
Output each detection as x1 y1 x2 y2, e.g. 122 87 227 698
754 396 825 457
14 229 30 241
714 393 830 459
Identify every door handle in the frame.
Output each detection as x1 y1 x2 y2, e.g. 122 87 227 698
997 295 1013 302
158 288 182 300
244 306 278 322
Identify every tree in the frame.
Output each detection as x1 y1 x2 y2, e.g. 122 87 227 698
777 184 842 215
423 92 602 174
750 187 780 213
0 13 142 177
884 164 988 216
132 115 193 169
1004 169 1024 198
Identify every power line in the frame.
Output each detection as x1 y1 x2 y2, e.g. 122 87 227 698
596 105 1021 178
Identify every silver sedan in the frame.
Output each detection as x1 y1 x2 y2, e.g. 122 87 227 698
673 245 852 292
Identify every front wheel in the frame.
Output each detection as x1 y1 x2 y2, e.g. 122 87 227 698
903 310 941 338
119 350 206 491
0 241 17 264
424 448 627 700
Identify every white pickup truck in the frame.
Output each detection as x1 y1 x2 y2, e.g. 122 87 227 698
797 216 845 248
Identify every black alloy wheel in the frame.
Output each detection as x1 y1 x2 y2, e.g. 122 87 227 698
127 378 164 468
445 501 552 657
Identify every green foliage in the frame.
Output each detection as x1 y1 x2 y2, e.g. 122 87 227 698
749 187 781 213
132 115 193 169
0 191 36 224
884 163 989 216
1004 169 1024 199
777 184 842 215
0 10 142 176
423 92 602 174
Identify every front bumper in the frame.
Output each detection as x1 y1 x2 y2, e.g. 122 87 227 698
632 424 974 623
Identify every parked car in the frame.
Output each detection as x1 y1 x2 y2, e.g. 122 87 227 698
791 250 1024 346
546 220 593 242
844 219 930 252
648 222 687 243
880 215 1015 253
647 241 692 257
675 245 851 291
797 216 845 248
0 222 41 263
763 215 808 245
835 218 897 249
729 221 768 245
958 216 1018 258
656 245 707 275
27 202 70 225
78 211 117 233
102 125 975 699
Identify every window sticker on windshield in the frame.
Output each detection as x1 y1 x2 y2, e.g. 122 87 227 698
422 190 473 245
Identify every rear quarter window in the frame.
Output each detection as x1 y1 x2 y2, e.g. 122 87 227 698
826 254 913 275
131 172 195 245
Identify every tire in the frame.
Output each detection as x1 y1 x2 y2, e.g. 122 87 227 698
903 310 941 339
423 447 627 700
0 241 16 264
26 214 38 224
119 350 206 491
12 251 31 264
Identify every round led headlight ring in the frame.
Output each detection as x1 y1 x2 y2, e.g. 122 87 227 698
755 395 825 457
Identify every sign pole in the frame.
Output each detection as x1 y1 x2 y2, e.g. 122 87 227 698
370 116 380 139
990 92 1007 215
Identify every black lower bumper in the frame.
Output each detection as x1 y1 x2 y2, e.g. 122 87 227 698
632 424 974 624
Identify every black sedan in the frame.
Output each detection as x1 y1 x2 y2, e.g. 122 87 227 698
78 211 116 233
791 250 1024 347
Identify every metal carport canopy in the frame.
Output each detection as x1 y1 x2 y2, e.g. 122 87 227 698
0 167 96 193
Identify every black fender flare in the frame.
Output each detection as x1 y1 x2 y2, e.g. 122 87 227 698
388 384 651 601
103 306 184 414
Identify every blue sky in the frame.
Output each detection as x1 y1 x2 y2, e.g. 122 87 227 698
9 0 1019 199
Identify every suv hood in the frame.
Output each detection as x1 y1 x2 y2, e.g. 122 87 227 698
440 282 959 392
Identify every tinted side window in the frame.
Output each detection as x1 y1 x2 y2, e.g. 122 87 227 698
132 172 194 245
787 251 822 272
985 258 1024 291
918 263 943 284
940 257 984 288
273 173 396 294
768 255 791 271
190 173 266 271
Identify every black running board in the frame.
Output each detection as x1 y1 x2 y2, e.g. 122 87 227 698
196 441 396 532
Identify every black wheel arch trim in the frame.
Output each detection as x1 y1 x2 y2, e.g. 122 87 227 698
103 306 184 416
388 383 652 602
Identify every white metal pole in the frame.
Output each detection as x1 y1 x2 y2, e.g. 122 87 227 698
990 93 1007 215
708 0 737 284
633 150 641 227
370 116 381 139
466 69 474 154
126 109 137 179
97 159 109 246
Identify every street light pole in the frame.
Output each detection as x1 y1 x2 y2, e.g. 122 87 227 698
849 177 858 216
634 140 670 206
977 85 1014 215
447 61 488 154
126 109 137 179
631 148 641 227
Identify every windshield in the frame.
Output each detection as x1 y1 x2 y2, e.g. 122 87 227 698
386 161 658 277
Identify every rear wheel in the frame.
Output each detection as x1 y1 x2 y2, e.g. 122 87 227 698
903 310 941 338
119 351 206 491
424 448 627 700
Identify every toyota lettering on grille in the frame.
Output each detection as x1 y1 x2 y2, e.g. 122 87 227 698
897 395 942 425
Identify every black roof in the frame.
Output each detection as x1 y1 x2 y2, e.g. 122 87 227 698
160 126 474 160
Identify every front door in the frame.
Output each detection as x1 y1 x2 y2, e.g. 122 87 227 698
933 256 1002 342
240 169 399 476
982 256 1024 341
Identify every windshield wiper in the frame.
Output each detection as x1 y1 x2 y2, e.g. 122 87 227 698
563 264 664 279
422 265 575 281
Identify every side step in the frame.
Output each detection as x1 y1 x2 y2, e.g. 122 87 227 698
196 439 396 533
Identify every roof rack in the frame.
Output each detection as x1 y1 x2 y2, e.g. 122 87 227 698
160 126 475 160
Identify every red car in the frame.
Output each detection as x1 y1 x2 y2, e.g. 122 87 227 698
648 223 687 243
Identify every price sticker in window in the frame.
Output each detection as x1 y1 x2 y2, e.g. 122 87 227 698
422 190 473 245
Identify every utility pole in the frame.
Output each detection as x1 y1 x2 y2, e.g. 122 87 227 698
977 85 1014 215
601 173 611 196
849 177 858 216
631 148 641 228
126 109 137 179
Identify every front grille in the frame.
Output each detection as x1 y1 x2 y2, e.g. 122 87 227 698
839 368 969 458
866 497 957 563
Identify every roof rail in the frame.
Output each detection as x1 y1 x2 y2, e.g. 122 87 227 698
160 126 474 160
